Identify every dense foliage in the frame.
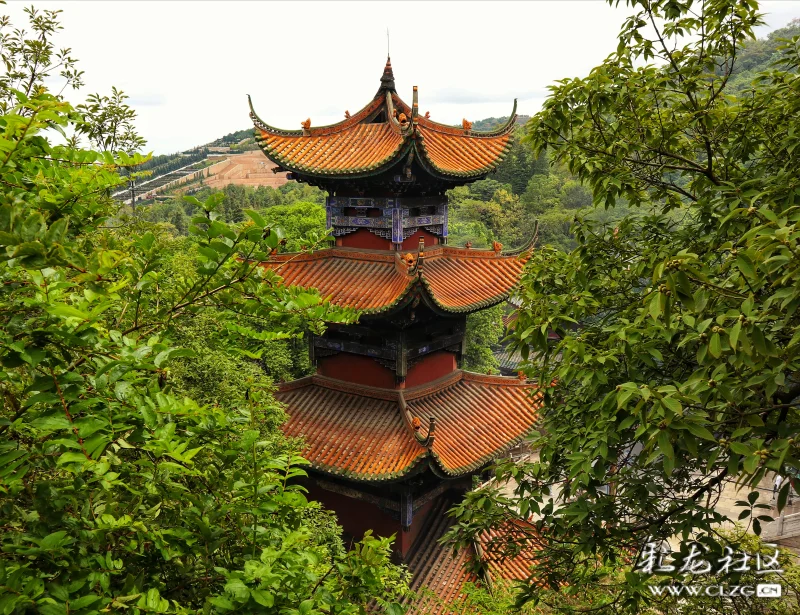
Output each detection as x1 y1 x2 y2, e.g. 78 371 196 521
447 0 800 612
462 305 504 374
145 184 325 236
0 8 410 614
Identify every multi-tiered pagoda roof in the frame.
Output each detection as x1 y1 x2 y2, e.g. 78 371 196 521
250 57 537 611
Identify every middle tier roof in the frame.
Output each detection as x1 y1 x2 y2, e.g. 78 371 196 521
260 244 529 315
277 370 543 482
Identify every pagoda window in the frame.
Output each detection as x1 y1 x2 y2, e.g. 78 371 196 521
409 205 436 217
342 207 382 218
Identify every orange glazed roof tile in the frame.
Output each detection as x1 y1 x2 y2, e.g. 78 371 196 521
249 60 517 180
403 496 476 615
406 372 541 475
275 370 542 482
415 122 514 178
256 123 408 177
260 245 530 315
279 377 428 481
402 498 540 615
478 521 541 582
260 248 414 313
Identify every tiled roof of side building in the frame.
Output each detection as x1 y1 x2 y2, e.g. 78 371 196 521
478 521 541 582
402 497 540 615
249 58 517 180
275 370 543 482
259 245 530 315
403 496 476 615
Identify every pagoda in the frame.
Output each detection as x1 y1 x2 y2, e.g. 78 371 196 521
250 58 541 605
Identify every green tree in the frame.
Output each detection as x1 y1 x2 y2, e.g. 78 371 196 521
520 174 562 215
262 202 328 252
463 304 504 374
0 6 82 113
145 201 190 235
468 179 512 201
447 0 800 611
0 11 408 614
493 133 547 195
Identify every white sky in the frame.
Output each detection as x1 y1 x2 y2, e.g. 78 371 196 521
4 1 799 155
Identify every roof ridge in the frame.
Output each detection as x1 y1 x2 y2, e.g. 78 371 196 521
461 371 537 387
435 244 530 260
402 370 464 401
308 374 403 401
249 92 387 138
415 98 518 138
262 246 403 263
276 374 315 392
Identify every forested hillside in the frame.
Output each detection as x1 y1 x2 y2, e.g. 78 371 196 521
728 18 800 89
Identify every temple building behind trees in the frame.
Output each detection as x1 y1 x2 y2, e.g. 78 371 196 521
250 58 539 612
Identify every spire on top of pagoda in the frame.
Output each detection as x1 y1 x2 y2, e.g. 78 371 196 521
378 55 396 94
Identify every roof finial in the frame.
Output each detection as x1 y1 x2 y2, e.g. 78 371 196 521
387 28 390 58
378 52 396 94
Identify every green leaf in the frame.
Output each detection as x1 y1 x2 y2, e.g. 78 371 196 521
648 293 663 320
657 431 674 460
729 320 741 350
153 348 195 368
68 595 100 610
736 253 757 279
778 482 791 511
743 455 760 474
47 304 89 320
661 396 682 414
729 442 752 456
685 423 715 441
708 332 721 358
56 452 88 466
245 209 266 227
40 531 72 549
250 590 274 607
209 596 235 611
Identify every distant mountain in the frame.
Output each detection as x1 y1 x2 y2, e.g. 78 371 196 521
727 18 800 90
471 115 531 132
210 128 254 147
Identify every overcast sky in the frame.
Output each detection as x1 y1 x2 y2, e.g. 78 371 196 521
4 1 799 155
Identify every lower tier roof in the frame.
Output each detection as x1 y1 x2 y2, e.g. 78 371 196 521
260 244 529 315
277 370 542 482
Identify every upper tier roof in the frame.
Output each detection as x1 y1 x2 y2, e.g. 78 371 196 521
249 57 517 181
260 243 530 315
277 370 542 482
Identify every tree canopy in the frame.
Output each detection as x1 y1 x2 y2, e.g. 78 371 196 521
0 8 409 614
447 0 800 611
